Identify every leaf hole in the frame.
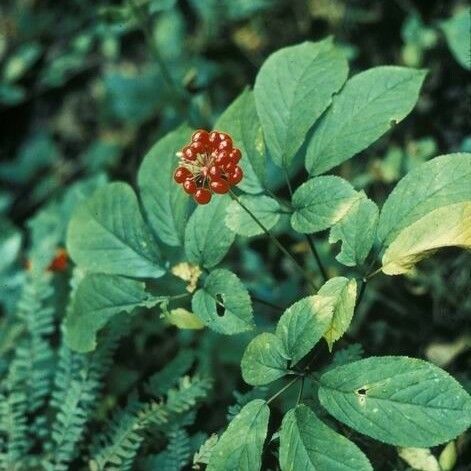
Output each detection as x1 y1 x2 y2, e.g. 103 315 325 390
215 294 225 317
357 388 367 396
390 119 398 127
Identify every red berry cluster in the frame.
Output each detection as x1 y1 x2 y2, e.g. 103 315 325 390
174 129 243 205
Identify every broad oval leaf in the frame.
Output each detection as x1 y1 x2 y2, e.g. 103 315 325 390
382 202 471 275
318 356 471 447
291 176 359 234
241 333 288 386
329 193 379 267
138 125 193 247
254 38 348 168
279 405 373 471
440 8 471 70
65 274 160 352
225 195 281 237
306 66 426 175
207 399 269 471
319 277 357 351
377 153 471 246
192 269 254 335
275 296 333 365
185 195 235 268
67 182 165 278
215 89 266 193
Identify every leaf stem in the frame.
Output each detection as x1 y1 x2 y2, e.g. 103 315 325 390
296 376 305 406
305 234 328 282
266 376 299 404
251 295 284 312
229 191 318 291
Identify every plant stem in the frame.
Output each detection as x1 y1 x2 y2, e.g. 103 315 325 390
229 191 319 291
305 234 328 282
128 0 184 99
251 295 284 312
366 266 382 280
267 376 299 404
283 168 294 198
296 376 305 405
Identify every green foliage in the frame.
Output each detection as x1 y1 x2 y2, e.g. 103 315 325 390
440 8 471 70
207 400 269 471
185 196 235 268
65 274 163 352
225 195 281 236
255 38 348 168
67 182 165 278
305 67 427 175
318 357 471 447
192 269 254 334
138 125 194 247
291 176 359 233
279 405 372 471
1 3 471 469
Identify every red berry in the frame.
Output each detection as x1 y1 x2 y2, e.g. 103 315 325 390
183 179 197 194
224 161 236 173
228 166 243 185
229 148 241 163
208 165 221 179
192 129 210 143
174 167 192 183
208 131 221 146
210 178 230 194
190 141 205 155
194 188 212 204
215 151 230 166
182 146 196 161
48 249 68 272
217 138 233 152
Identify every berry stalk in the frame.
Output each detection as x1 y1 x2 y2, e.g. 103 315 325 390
229 190 319 291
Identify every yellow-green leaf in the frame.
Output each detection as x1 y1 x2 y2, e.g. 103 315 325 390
382 202 471 275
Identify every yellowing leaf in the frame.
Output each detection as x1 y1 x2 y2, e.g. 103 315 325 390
166 308 205 330
171 262 202 293
319 277 357 351
398 447 440 471
382 202 471 275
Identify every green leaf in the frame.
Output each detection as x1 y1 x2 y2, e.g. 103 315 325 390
440 8 471 70
254 38 348 168
207 399 269 471
138 125 193 247
185 195 235 268
67 182 164 278
291 176 359 233
319 277 357 351
225 195 281 237
377 154 471 246
382 202 471 275
241 333 288 386
0 218 22 272
192 269 254 335
306 66 426 175
279 405 372 471
215 89 266 193
65 274 160 352
275 296 333 364
318 356 471 447
329 193 379 266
